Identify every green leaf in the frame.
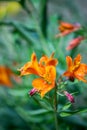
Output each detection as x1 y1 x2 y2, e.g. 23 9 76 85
59 108 87 117
27 109 52 116
62 103 72 110
12 21 36 44
15 107 52 123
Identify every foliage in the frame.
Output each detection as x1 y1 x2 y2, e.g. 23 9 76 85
0 0 87 130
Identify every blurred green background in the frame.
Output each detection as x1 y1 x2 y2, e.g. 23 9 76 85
0 0 87 130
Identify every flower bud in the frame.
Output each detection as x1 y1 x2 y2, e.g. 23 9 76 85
64 91 75 103
29 88 38 96
66 36 84 50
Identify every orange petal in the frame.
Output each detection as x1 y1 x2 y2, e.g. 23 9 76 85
74 74 87 83
44 66 56 83
73 54 81 67
19 53 39 76
39 53 58 66
40 83 55 98
19 62 32 75
32 78 55 97
47 59 58 66
0 72 12 87
32 78 44 90
31 52 37 62
66 56 73 69
58 26 66 32
59 21 81 30
32 66 56 97
47 53 58 66
74 64 87 82
39 55 48 66
0 66 13 87
63 71 72 77
50 52 55 58
60 22 74 29
55 30 74 38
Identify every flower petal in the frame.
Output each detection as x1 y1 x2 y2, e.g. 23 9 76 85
0 66 20 87
44 66 56 83
32 78 55 97
66 56 73 69
32 66 56 97
47 59 58 66
39 53 58 67
59 21 74 30
63 71 72 77
0 67 12 87
19 53 39 76
74 64 87 82
39 55 48 66
73 54 81 66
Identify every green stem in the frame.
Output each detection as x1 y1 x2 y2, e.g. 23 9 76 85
54 83 58 130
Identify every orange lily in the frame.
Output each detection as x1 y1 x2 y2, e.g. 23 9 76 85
19 52 58 97
63 54 87 82
55 21 81 38
0 66 20 87
66 36 84 50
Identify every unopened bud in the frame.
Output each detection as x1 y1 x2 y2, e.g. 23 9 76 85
64 91 75 103
66 36 84 50
29 88 38 96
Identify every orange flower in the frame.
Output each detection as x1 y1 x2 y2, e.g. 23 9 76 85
19 53 58 97
66 36 84 50
0 66 20 87
55 21 81 38
63 54 87 82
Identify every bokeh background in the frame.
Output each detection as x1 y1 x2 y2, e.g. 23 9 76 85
0 0 87 130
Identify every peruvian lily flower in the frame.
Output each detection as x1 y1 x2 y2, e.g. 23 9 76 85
64 91 74 103
66 36 84 50
63 54 87 82
55 21 81 38
0 66 21 87
19 53 58 97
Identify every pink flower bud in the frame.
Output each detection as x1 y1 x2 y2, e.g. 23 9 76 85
66 36 84 50
29 88 38 96
64 91 75 103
